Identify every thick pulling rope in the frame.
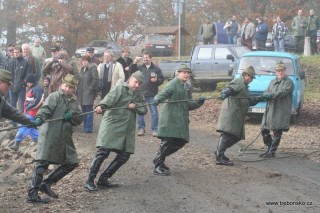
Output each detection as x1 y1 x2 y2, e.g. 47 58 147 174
0 96 253 132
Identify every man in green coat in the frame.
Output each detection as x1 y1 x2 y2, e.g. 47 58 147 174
27 74 82 203
0 69 33 126
216 66 257 166
259 62 294 158
152 64 205 176
85 71 147 191
291 9 308 53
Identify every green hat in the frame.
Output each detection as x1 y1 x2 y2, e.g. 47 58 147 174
177 64 192 73
131 71 144 83
275 62 286 71
62 74 78 87
0 69 13 85
243 66 256 79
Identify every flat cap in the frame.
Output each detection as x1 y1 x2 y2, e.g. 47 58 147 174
62 74 79 87
0 69 13 85
177 64 192 73
87 47 95 52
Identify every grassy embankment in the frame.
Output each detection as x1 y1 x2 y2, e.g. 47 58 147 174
157 55 320 100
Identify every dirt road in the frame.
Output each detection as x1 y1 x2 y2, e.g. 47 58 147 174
0 100 320 213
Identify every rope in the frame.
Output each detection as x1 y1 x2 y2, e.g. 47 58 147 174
0 95 254 132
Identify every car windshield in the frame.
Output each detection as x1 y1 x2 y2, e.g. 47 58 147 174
238 56 295 75
229 46 251 57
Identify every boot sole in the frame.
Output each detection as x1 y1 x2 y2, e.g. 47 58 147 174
84 185 98 191
154 171 170 176
215 162 234 166
27 197 50 204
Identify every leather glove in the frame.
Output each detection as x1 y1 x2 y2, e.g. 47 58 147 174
262 93 273 100
219 93 227 100
63 112 73 121
152 99 161 106
198 97 206 104
31 118 43 127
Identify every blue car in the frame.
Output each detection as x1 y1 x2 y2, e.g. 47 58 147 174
234 51 305 123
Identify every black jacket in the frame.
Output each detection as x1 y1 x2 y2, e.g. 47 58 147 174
129 62 164 97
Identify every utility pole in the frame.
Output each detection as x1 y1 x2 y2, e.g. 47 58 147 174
174 0 185 60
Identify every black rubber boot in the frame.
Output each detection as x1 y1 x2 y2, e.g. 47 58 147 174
215 134 238 166
97 152 130 188
27 163 50 204
263 130 282 158
153 140 170 171
259 129 272 158
153 139 174 176
85 148 110 191
39 164 76 198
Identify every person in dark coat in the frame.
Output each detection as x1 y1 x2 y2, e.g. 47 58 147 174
116 47 133 81
27 74 82 204
76 55 99 133
84 71 147 191
255 17 268 50
152 64 205 176
216 66 258 166
259 62 294 158
0 69 33 126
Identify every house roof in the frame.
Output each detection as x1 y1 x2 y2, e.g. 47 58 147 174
143 26 190 36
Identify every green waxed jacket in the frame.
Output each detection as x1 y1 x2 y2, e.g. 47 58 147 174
96 82 147 154
216 76 250 140
261 76 293 131
291 16 308 36
36 89 82 164
155 77 203 142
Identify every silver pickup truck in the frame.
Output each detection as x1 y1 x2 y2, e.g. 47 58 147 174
159 44 251 90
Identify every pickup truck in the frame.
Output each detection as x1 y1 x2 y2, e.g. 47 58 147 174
159 44 251 90
234 51 305 123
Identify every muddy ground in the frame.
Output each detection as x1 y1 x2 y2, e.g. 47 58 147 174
0 97 320 213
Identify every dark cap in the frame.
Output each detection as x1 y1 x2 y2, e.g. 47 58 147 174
25 73 36 84
0 69 13 85
256 17 263 21
87 47 94 52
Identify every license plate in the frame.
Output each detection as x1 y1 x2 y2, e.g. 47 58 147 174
251 108 265 113
156 46 165 48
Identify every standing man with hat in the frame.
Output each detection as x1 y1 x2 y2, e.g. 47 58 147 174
84 71 147 191
152 64 205 176
86 47 100 65
27 74 82 203
258 62 293 158
215 66 258 166
0 69 33 126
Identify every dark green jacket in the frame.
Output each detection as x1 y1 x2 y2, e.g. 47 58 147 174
217 76 250 140
155 77 203 142
96 82 147 154
262 76 293 131
0 94 32 125
36 89 82 164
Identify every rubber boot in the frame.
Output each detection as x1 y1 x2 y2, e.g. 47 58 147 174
263 131 282 158
153 140 170 171
153 140 172 176
27 164 50 204
259 130 272 158
10 141 20 152
215 134 237 166
85 148 110 191
39 164 76 198
97 152 130 188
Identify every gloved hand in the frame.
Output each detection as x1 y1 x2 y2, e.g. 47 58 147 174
262 93 273 100
219 93 227 100
63 112 73 121
31 118 43 127
152 99 161 106
198 97 206 104
253 96 265 102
